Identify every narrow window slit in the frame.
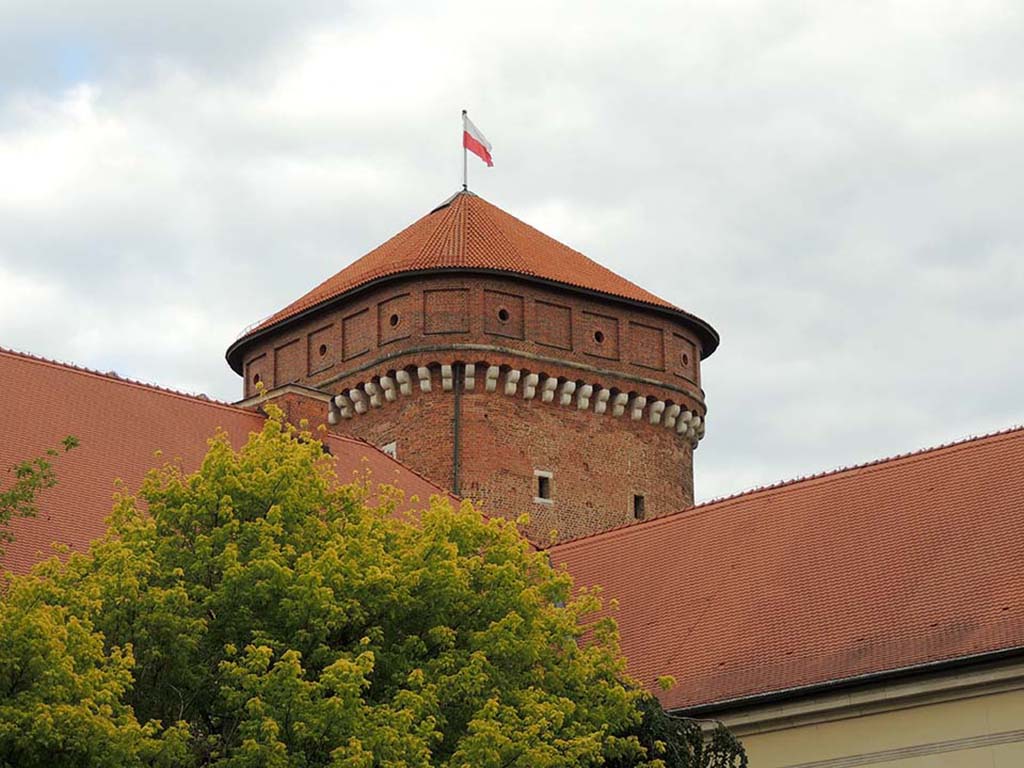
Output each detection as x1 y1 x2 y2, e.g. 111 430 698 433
633 494 646 520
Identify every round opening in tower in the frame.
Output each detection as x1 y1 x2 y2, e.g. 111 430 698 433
318 344 328 356
389 313 400 327
497 308 510 323
682 352 689 366
253 373 261 385
594 330 605 344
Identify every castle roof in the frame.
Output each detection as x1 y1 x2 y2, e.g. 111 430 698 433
4 346 1024 711
0 347 450 576
227 191 718 373
551 426 1024 712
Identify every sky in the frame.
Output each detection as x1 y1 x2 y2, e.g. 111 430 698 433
1 0 1022 502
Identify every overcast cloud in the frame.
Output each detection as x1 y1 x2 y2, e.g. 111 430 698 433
1 0 1022 502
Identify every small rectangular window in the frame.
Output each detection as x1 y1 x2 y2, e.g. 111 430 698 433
633 494 646 520
534 470 553 503
537 475 551 499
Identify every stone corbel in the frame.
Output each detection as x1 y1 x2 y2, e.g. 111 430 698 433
629 395 647 421
523 373 539 399
504 369 521 396
576 384 594 410
559 380 577 406
541 377 558 403
417 366 432 393
395 370 412 396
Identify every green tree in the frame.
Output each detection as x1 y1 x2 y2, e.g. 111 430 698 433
0 412 744 767
0 435 78 555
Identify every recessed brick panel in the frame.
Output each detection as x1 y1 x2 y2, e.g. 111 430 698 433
378 293 414 346
307 324 337 376
273 338 304 386
342 308 372 360
423 288 469 334
581 311 620 360
629 322 665 371
484 290 525 339
244 353 269 396
671 333 698 384
534 300 572 350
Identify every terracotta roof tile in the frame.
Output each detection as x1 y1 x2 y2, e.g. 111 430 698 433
550 427 1024 711
229 192 717 369
0 348 451 575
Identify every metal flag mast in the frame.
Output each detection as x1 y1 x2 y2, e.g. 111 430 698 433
462 109 468 191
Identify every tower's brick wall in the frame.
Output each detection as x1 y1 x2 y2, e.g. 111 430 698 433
334 383 457 504
308 362 693 542
236 272 708 540
457 390 691 542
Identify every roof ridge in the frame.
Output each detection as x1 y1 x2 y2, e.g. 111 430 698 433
0 345 245 415
466 194 532 272
420 193 465 263
551 422 1024 550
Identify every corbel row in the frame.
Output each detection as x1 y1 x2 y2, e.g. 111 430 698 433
328 362 707 447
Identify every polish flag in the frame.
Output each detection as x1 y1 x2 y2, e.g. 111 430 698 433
463 113 493 167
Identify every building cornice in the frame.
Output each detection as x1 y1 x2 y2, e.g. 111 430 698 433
692 652 1024 738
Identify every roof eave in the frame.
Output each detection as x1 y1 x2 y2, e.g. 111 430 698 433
672 644 1024 717
225 267 720 375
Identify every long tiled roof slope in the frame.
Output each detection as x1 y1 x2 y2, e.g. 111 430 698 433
227 191 718 372
0 348 450 575
551 427 1024 711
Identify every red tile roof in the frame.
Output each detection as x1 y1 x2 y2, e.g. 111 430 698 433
9 345 1022 712
550 427 1024 711
0 348 451 575
227 192 718 372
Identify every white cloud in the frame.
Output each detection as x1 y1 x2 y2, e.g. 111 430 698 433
0 0 1022 501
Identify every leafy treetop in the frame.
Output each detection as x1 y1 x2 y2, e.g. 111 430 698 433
0 411 744 768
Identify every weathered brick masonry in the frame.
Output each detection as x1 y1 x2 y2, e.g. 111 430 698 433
228 192 718 540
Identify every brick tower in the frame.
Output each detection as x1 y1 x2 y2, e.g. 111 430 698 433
227 192 719 541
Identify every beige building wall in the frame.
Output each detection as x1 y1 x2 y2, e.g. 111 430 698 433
712 659 1024 768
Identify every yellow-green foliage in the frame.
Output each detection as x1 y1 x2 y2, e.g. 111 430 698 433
0 412 743 767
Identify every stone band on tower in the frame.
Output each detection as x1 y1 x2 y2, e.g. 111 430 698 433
226 191 719 541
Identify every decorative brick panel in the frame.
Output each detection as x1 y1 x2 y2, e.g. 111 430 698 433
534 300 572 350
244 353 269 396
307 324 337 376
423 288 469 334
484 290 525 340
342 308 372 361
378 293 414 346
671 332 699 384
629 321 665 371
581 311 620 360
273 339 304 387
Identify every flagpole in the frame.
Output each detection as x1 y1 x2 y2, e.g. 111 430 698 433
462 109 468 191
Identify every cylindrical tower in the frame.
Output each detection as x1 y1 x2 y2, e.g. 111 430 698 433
226 191 718 541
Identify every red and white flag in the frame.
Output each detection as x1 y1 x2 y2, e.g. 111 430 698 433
462 112 493 167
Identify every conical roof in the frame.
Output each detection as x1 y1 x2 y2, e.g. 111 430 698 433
228 191 717 372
